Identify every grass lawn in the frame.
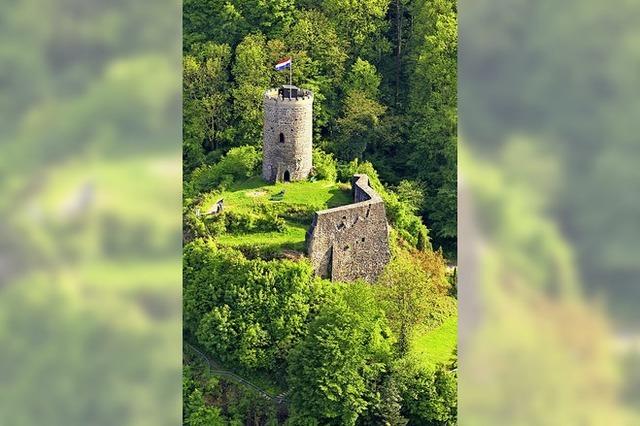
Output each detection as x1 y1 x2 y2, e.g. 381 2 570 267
410 315 457 369
215 222 309 251
203 177 352 250
204 176 352 212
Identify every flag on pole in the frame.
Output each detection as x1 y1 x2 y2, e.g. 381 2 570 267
275 57 292 71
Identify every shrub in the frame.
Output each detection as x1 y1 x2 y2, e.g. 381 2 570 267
312 148 338 181
384 191 431 250
183 209 209 242
203 214 226 236
255 212 287 232
394 359 457 425
223 210 257 233
213 145 261 181
187 145 261 195
186 164 218 196
264 203 314 224
218 205 288 234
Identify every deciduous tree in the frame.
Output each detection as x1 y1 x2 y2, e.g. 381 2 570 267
287 283 393 425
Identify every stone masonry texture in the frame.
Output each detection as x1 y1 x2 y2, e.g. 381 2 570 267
306 174 391 283
262 88 314 183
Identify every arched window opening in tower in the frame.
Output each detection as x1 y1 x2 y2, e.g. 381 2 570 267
284 170 291 182
279 133 285 143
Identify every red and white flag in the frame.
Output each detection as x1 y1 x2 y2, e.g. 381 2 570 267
275 57 292 71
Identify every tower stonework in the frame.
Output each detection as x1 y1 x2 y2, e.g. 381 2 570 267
262 86 314 183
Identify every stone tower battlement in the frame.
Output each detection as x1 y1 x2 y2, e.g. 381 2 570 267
306 174 391 283
262 86 314 183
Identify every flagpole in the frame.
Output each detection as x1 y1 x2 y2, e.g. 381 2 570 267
289 58 292 99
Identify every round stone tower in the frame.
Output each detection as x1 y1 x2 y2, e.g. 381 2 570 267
262 85 314 183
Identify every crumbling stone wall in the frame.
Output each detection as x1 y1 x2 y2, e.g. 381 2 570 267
262 88 314 183
306 174 391 282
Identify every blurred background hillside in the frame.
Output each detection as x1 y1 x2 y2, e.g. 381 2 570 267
0 0 181 424
460 0 640 423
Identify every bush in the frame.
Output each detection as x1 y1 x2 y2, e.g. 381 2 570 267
223 210 257 233
394 360 457 425
203 214 226 236
312 148 338 181
256 203 314 224
255 211 287 232
218 205 288 234
213 145 261 180
185 164 217 197
384 191 431 250
186 145 261 195
183 209 209 242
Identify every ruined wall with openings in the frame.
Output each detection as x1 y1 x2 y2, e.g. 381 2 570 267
306 174 391 282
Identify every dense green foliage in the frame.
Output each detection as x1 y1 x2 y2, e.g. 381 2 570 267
287 283 393 424
184 239 328 374
379 256 431 352
395 359 458 425
183 237 457 424
311 148 338 182
183 356 281 425
185 145 261 196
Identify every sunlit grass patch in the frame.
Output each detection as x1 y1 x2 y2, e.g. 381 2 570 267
202 177 351 214
202 177 351 251
215 222 308 252
410 314 457 369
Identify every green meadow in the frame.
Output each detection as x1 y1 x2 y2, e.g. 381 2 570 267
203 177 352 251
411 315 458 369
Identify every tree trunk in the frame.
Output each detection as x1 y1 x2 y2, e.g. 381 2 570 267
395 0 403 107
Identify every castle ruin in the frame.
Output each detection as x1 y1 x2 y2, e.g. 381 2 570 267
306 174 391 283
262 86 390 283
262 86 313 183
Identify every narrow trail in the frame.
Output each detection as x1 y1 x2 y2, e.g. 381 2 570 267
185 342 288 405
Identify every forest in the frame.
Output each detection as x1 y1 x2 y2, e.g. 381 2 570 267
182 0 457 424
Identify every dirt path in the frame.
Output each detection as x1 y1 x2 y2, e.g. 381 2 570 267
185 342 288 405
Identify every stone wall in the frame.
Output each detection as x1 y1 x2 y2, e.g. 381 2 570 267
306 174 391 282
262 88 314 183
